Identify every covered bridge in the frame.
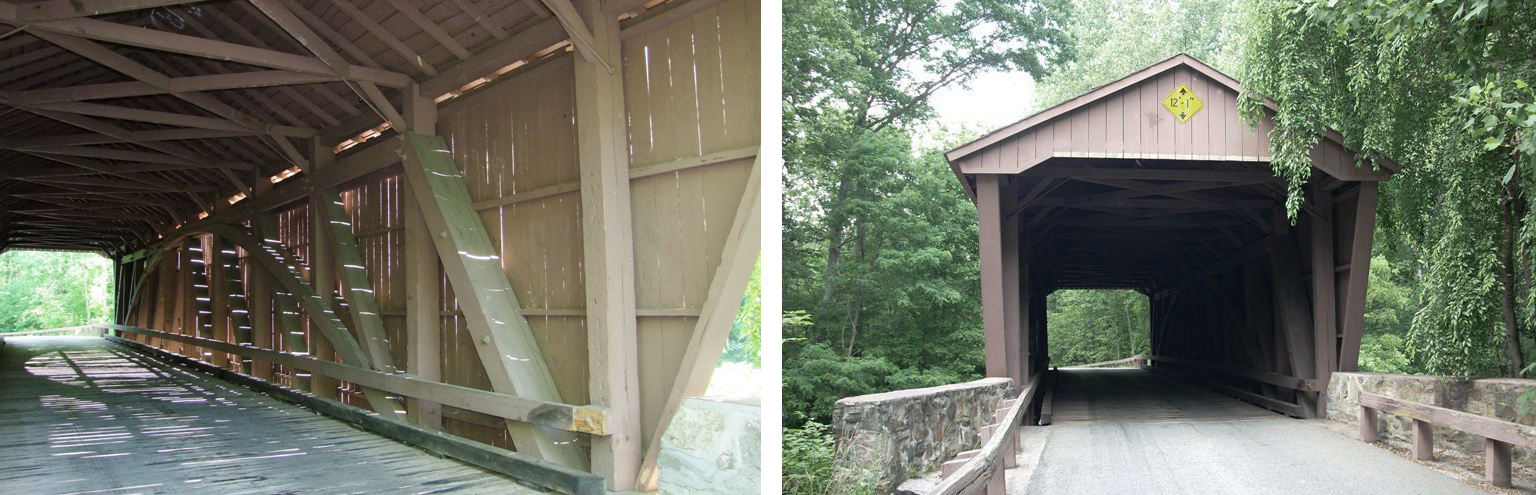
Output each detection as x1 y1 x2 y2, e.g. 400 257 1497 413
0 0 760 493
945 54 1393 419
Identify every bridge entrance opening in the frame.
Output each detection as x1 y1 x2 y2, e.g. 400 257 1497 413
946 55 1396 419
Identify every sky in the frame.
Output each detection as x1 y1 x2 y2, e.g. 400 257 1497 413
929 69 1039 132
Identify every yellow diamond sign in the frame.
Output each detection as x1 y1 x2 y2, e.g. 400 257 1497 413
1162 83 1203 123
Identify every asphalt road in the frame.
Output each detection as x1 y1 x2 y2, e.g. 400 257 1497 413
1021 369 1493 495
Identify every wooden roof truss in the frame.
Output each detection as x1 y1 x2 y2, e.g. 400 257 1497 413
0 0 661 253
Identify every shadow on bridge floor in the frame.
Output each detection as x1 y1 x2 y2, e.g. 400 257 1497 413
1051 367 1279 424
0 337 545 495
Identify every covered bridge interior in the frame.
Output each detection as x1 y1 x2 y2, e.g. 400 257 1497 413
0 0 760 493
946 55 1393 420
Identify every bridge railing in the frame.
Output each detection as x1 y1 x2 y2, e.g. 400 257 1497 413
1061 355 1145 368
930 373 1041 495
0 325 107 337
1359 392 1536 488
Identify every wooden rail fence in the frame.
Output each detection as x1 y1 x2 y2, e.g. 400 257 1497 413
0 325 107 337
1061 355 1145 369
1359 392 1536 488
931 374 1041 495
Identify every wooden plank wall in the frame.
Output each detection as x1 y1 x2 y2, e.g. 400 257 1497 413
115 0 759 473
622 0 760 441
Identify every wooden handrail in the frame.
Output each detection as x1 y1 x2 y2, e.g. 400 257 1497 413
1063 355 1144 368
930 373 1041 495
89 324 608 435
1 325 107 337
1359 391 1536 488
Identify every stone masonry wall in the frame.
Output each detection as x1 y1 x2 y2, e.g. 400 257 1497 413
1327 372 1536 465
832 377 1013 493
658 397 761 495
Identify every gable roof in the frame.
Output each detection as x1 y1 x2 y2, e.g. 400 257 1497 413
944 54 1396 191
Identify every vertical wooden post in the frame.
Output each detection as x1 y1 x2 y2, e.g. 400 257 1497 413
1269 220 1318 417
403 83 443 431
1020 228 1034 385
154 256 174 346
1001 181 1022 387
1308 182 1336 418
249 251 274 381
1358 406 1378 442
978 175 1007 378
1485 438 1512 488
249 177 275 380
1337 182 1377 371
112 254 125 325
1412 419 1434 460
574 0 642 489
175 239 194 355
257 214 310 392
308 137 339 401
208 237 233 368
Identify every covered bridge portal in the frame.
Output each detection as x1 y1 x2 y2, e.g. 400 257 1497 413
0 0 760 493
946 55 1394 419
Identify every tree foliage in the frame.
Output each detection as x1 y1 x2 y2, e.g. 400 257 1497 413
723 260 762 366
1046 290 1149 366
782 0 1074 435
1033 0 1243 108
1238 0 1536 377
0 250 116 332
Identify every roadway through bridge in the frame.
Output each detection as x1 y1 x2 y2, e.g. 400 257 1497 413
0 337 544 495
1018 368 1495 495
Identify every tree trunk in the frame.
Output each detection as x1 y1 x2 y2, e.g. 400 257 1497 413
1497 190 1525 376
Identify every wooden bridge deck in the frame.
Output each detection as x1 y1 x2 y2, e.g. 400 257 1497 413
1022 368 1493 494
1050 367 1278 424
0 337 546 495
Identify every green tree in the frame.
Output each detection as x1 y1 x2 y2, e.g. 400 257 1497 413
1237 0 1536 377
1033 0 1242 108
722 259 762 366
0 250 116 332
784 0 1072 353
1046 290 1149 366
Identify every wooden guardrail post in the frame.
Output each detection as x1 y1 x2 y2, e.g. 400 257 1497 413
1412 419 1433 460
1358 406 1378 443
1485 439 1512 488
1359 392 1531 489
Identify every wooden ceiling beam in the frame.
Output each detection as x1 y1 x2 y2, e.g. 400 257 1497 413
195 4 358 120
540 0 613 73
2 129 258 147
322 0 437 77
450 0 510 40
17 152 218 192
2 71 344 105
29 101 316 138
20 17 413 87
248 0 394 129
383 0 471 60
249 0 352 78
1 0 206 22
421 17 565 98
19 174 215 193
15 144 200 166
278 0 384 70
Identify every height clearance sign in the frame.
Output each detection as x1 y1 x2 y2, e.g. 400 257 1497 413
1163 83 1203 123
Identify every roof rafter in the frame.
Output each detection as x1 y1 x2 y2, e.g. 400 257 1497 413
13 17 413 87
